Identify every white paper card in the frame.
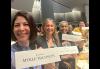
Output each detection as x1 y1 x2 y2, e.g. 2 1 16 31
55 46 79 55
15 48 61 69
72 31 82 36
62 34 82 41
15 46 79 69
82 27 89 30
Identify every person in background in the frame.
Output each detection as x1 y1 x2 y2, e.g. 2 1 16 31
35 18 61 69
73 20 86 37
37 24 43 36
58 21 84 51
58 21 71 46
72 21 87 52
58 21 76 69
67 24 73 34
59 21 69 34
11 11 42 69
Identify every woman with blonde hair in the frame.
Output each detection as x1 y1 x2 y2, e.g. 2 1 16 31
35 18 61 69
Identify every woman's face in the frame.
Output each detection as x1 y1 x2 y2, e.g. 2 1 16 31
60 23 69 33
44 20 55 35
79 21 85 27
13 16 30 42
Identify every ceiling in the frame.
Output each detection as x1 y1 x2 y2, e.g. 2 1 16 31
11 0 89 13
11 0 34 12
53 0 89 13
11 0 89 23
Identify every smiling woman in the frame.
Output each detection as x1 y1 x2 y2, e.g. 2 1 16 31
11 11 43 69
11 11 37 41
35 18 61 69
39 18 61 48
13 15 30 45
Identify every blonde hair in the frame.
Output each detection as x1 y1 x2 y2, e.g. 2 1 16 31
42 18 61 47
42 18 57 35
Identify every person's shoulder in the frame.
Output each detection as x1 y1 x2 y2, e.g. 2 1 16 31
36 35 44 40
11 43 17 52
73 27 79 30
73 27 80 32
35 35 45 44
11 42 16 47
35 35 47 48
57 31 61 34
11 41 16 45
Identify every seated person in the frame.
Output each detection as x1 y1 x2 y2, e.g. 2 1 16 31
11 11 42 69
73 20 86 38
58 21 76 69
35 18 61 69
58 21 75 46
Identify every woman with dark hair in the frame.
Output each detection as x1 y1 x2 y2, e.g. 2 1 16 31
35 18 61 69
73 20 86 36
73 21 87 52
11 11 42 69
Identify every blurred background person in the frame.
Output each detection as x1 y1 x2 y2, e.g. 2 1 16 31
58 21 76 69
37 24 43 36
73 20 86 37
58 21 72 46
67 24 73 34
72 21 88 52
